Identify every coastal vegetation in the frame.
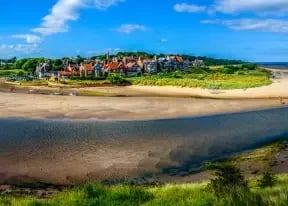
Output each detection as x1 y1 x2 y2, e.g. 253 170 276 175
1 175 287 205
129 65 271 89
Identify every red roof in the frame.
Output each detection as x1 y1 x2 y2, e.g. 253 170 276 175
84 64 93 71
176 56 184 63
104 62 122 70
59 71 80 76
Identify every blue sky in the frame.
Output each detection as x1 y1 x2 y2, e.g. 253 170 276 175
1 0 288 61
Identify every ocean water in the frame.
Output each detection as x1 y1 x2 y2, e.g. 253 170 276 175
0 107 288 185
257 62 288 70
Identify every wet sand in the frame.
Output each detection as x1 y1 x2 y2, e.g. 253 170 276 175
0 107 288 185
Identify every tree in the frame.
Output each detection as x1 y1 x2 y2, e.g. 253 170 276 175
51 59 63 71
22 59 38 73
76 55 85 64
13 59 27 70
204 162 248 198
258 170 278 188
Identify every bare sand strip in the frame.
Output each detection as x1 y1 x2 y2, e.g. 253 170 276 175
0 92 287 120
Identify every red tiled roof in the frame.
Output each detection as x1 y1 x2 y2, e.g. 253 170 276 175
104 62 122 70
85 64 93 71
176 56 184 63
59 71 80 76
126 62 136 69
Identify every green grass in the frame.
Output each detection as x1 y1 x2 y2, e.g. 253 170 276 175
19 80 48 86
128 69 272 90
226 142 285 175
0 69 25 77
60 79 109 86
1 175 288 206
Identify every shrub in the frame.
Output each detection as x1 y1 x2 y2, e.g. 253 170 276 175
107 73 125 84
243 63 257 70
258 170 278 188
204 162 248 198
84 184 107 199
220 67 235 74
69 76 106 81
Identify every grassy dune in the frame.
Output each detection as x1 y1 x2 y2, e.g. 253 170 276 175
129 71 271 90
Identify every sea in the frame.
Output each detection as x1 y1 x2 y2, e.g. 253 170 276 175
257 62 288 70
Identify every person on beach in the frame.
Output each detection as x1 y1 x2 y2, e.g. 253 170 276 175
279 96 285 104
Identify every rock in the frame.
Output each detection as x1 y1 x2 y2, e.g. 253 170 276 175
36 190 46 199
0 185 12 191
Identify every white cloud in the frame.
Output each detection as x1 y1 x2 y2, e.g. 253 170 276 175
0 44 39 54
160 38 168 43
116 24 148 34
214 0 288 15
11 34 42 44
87 48 121 54
202 19 288 33
93 0 125 9
174 3 206 13
33 0 124 36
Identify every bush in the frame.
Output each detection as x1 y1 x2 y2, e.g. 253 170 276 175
69 76 106 81
204 162 268 205
107 74 125 84
243 63 257 70
258 170 278 188
204 163 248 198
84 184 107 199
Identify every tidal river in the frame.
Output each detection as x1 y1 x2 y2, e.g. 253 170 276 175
0 107 288 185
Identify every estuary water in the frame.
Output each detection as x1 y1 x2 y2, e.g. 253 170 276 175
1 107 288 185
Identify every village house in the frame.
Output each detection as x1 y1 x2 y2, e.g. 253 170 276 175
35 62 52 80
59 62 80 79
79 63 94 77
192 59 205 67
125 62 142 76
143 56 158 73
94 62 103 77
103 61 126 75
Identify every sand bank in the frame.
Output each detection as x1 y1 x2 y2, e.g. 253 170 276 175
0 92 287 120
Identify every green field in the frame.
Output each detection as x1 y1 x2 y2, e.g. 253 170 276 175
128 67 272 90
0 69 25 77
